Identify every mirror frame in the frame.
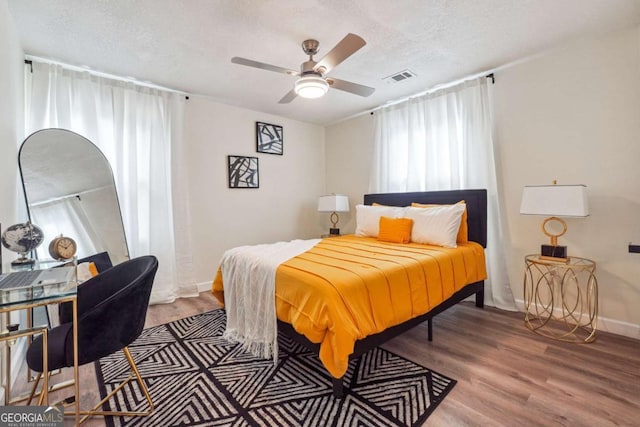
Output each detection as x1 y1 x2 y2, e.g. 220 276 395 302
18 128 129 264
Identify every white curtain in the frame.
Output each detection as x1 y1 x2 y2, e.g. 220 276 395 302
371 77 516 310
24 61 198 304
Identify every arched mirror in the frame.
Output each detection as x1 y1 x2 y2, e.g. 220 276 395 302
18 129 129 265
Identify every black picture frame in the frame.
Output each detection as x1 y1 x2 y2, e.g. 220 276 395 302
256 121 283 155
228 155 259 188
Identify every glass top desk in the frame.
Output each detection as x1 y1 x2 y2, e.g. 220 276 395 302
0 263 80 425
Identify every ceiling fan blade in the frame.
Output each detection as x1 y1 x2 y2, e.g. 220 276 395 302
327 77 375 97
231 57 300 76
278 89 297 104
313 33 366 74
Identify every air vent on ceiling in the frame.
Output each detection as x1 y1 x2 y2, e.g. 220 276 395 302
383 69 417 84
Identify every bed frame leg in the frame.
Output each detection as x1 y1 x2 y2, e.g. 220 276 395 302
475 286 484 308
427 318 433 341
332 377 344 398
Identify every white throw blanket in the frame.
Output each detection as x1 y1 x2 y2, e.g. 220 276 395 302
220 239 320 363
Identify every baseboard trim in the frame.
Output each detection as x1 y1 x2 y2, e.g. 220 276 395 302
514 298 640 340
197 281 212 293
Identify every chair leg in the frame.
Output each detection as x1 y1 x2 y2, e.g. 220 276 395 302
37 371 53 406
123 346 154 411
26 371 53 407
77 346 153 424
26 372 76 406
27 372 42 405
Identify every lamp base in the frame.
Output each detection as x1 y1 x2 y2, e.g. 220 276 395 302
329 228 340 236
540 244 567 262
11 252 36 266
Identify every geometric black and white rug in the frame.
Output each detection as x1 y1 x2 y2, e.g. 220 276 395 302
96 309 456 427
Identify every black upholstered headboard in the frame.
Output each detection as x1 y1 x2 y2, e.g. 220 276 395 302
363 189 488 248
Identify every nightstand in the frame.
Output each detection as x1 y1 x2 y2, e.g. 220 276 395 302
523 254 598 343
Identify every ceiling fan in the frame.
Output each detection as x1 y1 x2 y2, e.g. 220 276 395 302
231 33 375 103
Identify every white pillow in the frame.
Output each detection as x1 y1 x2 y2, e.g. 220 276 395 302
355 204 406 237
405 204 466 248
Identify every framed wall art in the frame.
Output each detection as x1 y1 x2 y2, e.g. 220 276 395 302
256 121 283 155
228 155 259 188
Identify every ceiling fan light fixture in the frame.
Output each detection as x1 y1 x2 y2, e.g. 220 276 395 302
294 76 329 99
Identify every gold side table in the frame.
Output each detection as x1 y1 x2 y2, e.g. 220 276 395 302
523 254 598 343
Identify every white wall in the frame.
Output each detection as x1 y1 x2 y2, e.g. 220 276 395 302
183 97 325 287
493 25 640 336
325 25 640 338
0 1 23 261
325 113 375 233
0 0 23 404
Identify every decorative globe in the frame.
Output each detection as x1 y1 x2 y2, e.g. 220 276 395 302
1 221 44 265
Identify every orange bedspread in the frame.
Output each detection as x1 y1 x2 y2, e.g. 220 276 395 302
212 234 486 378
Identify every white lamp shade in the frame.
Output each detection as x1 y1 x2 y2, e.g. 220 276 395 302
520 185 589 217
295 76 329 99
318 195 350 213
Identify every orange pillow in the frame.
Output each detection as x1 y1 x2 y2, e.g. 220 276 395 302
76 261 99 283
377 216 414 243
411 201 468 243
88 262 99 277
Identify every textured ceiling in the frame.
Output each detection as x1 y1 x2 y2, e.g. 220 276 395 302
7 0 640 125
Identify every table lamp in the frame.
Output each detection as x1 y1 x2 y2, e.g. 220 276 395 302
318 194 350 235
520 183 589 261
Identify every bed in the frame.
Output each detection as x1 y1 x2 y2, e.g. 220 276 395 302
213 189 487 397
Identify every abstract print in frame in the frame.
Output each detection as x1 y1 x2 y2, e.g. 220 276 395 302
256 121 283 155
228 155 259 188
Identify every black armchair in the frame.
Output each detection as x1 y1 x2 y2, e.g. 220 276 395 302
26 255 158 421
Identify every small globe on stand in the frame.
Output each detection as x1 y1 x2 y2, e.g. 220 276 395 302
1 221 45 267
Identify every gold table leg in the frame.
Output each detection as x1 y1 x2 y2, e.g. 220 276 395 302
73 297 79 426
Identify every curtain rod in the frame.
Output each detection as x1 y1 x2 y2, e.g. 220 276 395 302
370 72 496 113
29 185 113 208
327 70 496 126
24 57 189 99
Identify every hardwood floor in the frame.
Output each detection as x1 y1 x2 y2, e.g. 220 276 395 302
14 292 640 426
386 304 640 426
